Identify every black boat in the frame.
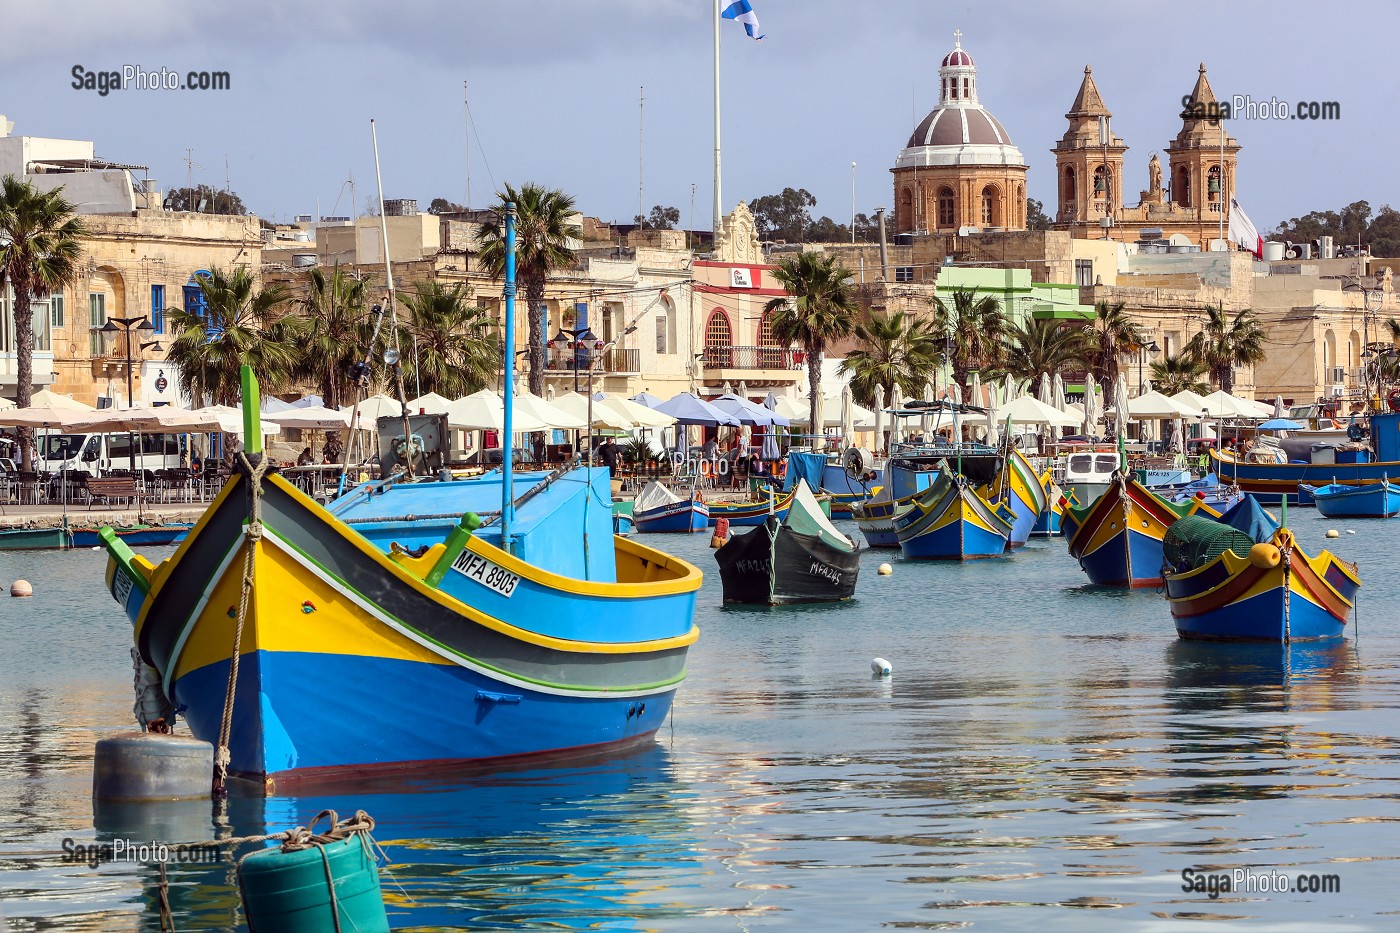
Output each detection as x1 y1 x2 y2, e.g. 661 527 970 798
715 480 860 605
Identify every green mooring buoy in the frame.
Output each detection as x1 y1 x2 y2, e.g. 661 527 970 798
238 832 388 932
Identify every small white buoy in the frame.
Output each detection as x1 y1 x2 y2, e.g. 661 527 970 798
871 657 892 676
1326 529 1340 538
92 545 102 551
10 579 32 598
877 562 893 575
1346 529 1356 535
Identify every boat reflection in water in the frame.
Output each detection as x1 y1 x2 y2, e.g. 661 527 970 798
94 742 701 930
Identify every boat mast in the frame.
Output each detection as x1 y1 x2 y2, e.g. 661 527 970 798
370 118 416 477
501 202 518 552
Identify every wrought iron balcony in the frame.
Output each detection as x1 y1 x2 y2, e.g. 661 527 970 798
544 347 640 374
702 345 805 371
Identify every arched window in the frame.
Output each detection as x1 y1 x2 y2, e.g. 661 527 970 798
1349 329 1361 369
937 186 955 227
962 77 970 98
655 308 669 355
1175 166 1191 207
1093 165 1110 210
1063 167 1076 212
1015 185 1025 228
949 78 959 100
899 186 913 232
981 185 999 227
1322 328 1337 380
704 308 733 368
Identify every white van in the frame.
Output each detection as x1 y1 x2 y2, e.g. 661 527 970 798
38 432 186 476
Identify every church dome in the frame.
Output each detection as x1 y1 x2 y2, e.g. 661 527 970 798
895 34 1025 170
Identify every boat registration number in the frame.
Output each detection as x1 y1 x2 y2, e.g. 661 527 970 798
450 550 520 597
113 567 134 607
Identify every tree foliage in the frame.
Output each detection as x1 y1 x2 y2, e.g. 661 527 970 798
1149 352 1210 395
165 184 246 215
1185 304 1266 394
0 175 87 469
291 264 374 409
999 318 1092 385
428 198 467 215
748 188 877 243
477 182 580 397
930 288 1007 402
1026 198 1052 231
634 204 680 230
401 282 501 398
765 253 859 448
838 311 943 408
1082 300 1145 406
1272 199 1400 257
166 267 300 407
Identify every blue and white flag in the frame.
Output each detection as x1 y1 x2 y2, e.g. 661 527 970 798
721 0 764 40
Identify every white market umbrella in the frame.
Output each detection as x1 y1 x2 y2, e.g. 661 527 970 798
0 396 15 412
873 384 885 453
201 404 282 436
265 406 351 430
599 394 676 428
1200 390 1261 419
66 405 223 433
997 395 1081 428
30 389 94 410
1273 395 1287 419
1082 384 1100 436
841 384 856 448
1001 374 1016 410
343 394 402 423
1037 373 1052 406
1170 389 1211 419
1127 390 1199 419
969 372 983 409
513 392 587 430
552 391 634 429
948 381 963 405
405 392 454 415
985 404 1000 447
1051 373 1067 412
0 405 89 429
444 394 550 433
921 379 936 436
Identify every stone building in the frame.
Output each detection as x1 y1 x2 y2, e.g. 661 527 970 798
891 33 1028 235
1053 64 1241 250
0 118 260 405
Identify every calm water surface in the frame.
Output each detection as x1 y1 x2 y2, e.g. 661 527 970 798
2 509 1400 931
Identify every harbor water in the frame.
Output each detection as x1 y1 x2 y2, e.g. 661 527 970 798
2 507 1399 930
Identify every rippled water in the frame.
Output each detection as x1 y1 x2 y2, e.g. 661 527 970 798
2 508 1399 931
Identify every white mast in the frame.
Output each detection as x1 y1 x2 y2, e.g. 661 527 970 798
713 0 722 238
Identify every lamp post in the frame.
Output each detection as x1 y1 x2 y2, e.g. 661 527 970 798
552 326 600 457
1343 278 1383 410
1137 339 1159 394
100 315 163 472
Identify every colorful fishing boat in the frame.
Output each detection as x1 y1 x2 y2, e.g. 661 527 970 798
1162 505 1360 642
894 462 1011 560
1063 473 1207 587
1210 410 1400 504
1300 479 1400 518
98 367 702 792
782 451 871 516
71 524 193 548
1031 476 1072 537
631 481 709 533
706 486 797 526
715 480 860 605
979 448 1048 547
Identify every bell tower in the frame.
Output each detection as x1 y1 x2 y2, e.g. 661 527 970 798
1051 66 1127 229
1166 63 1240 219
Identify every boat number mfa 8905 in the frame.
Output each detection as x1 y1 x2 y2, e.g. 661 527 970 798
450 550 520 597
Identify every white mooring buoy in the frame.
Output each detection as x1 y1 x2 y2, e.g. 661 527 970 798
93 733 214 801
1326 529 1340 539
871 657 892 677
877 563 893 576
10 579 32 597
1346 529 1356 535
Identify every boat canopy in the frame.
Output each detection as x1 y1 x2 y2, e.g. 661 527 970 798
634 480 684 513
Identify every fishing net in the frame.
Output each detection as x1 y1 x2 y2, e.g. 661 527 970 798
1162 515 1254 572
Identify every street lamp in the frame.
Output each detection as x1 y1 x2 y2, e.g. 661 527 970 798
1343 278 1384 409
100 315 163 471
1137 339 1159 394
553 325 597 456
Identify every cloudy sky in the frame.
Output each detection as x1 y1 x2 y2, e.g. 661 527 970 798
4 0 1393 232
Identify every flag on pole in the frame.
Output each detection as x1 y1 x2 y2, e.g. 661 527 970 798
721 0 765 39
1228 197 1263 258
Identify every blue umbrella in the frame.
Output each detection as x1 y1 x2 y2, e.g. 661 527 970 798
710 393 791 427
631 391 665 409
654 392 742 427
1258 418 1304 431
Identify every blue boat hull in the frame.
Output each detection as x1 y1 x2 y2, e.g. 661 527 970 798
1304 483 1400 518
1172 582 1346 642
1076 526 1166 588
1031 508 1062 536
634 500 709 533
174 650 674 782
71 525 193 548
899 519 1006 559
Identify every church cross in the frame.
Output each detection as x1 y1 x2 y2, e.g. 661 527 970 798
953 29 963 48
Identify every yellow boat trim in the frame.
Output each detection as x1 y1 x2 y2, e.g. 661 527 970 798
465 531 702 598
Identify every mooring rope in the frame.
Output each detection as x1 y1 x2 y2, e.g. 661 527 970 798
213 452 269 796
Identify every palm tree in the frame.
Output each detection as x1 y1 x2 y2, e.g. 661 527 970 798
930 288 1006 401
1082 300 1145 407
1185 304 1266 394
293 263 373 409
477 183 580 396
0 175 86 470
765 252 859 440
838 310 943 408
998 318 1093 386
1149 352 1210 395
165 267 299 406
401 282 501 398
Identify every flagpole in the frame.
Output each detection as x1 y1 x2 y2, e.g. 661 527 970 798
713 0 722 238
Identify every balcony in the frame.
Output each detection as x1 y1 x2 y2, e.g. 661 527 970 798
543 346 640 375
701 345 805 378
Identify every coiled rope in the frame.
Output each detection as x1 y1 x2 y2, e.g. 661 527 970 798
213 451 269 796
